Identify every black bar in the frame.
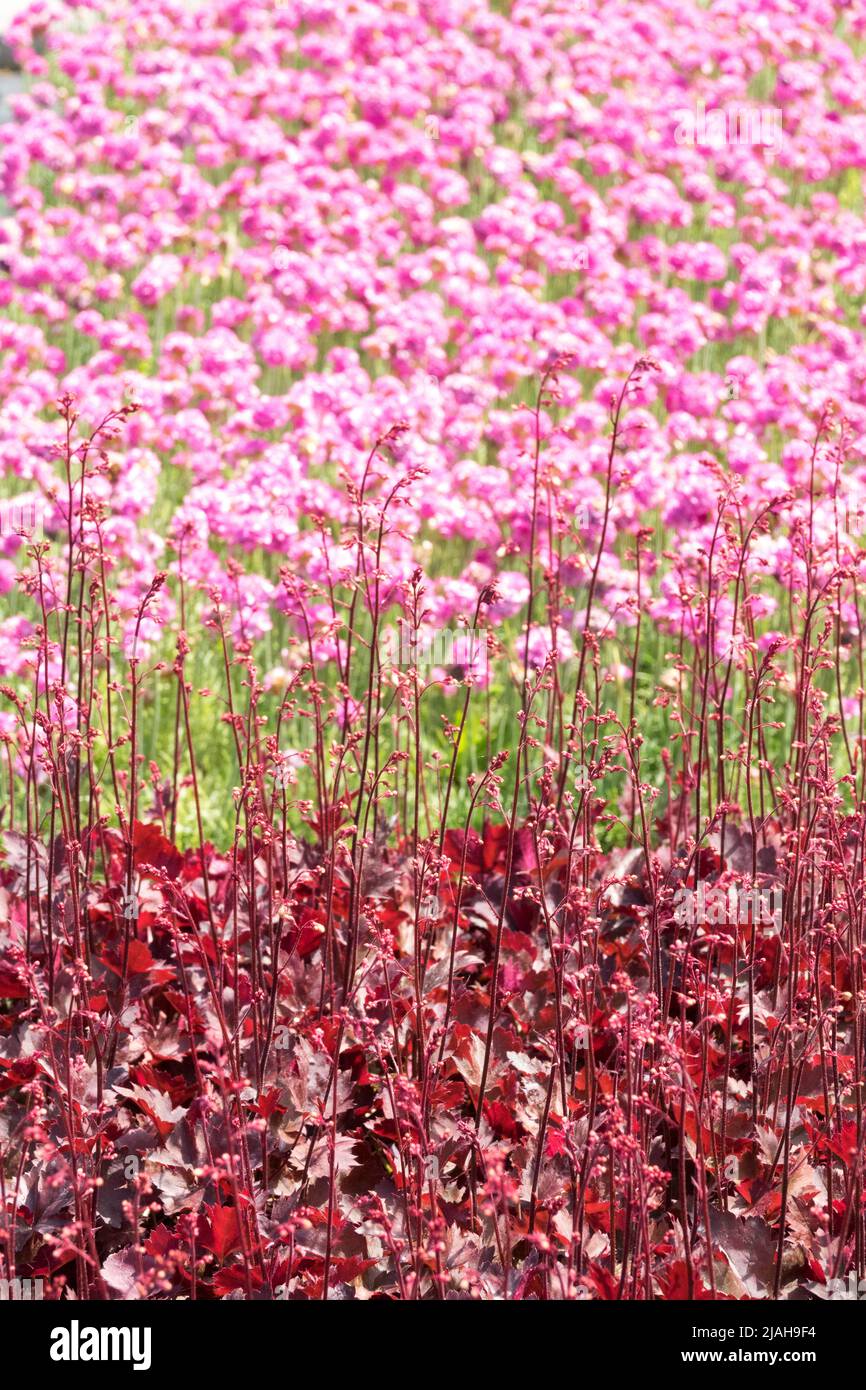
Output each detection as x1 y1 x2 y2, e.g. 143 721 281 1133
1 1293 856 1377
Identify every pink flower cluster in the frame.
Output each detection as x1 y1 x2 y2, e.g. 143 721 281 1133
1 0 865 670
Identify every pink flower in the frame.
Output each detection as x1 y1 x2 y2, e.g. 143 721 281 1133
131 254 183 307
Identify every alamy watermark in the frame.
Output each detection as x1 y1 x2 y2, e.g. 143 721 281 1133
0 498 42 540
837 503 866 537
672 883 782 928
50 1320 151 1371
806 1272 866 1300
0 1277 43 1300
381 621 488 677
674 101 782 149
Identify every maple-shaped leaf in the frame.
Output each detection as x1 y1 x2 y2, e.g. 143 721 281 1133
330 1256 378 1283
308 1134 362 1180
126 939 156 976
212 1266 267 1297
581 1262 621 1299
144 1223 183 1262
656 1260 728 1300
1 831 48 893
0 962 28 999
132 820 184 880
483 1100 525 1141
0 1055 42 1093
709 1209 777 1298
253 1087 286 1120
100 939 160 979
198 1204 244 1263
443 827 484 874
282 909 326 960
114 1084 188 1140
101 1249 141 1300
450 1023 487 1089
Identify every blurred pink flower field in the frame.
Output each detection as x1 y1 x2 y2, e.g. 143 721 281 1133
1 0 866 1304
